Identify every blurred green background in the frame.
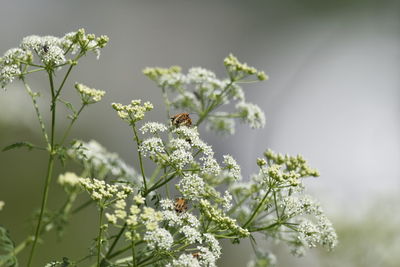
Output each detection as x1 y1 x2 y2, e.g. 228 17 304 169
1 0 399 266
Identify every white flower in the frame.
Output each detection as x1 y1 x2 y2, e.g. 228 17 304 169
166 253 200 267
0 201 4 211
206 114 235 135
144 228 173 250
139 137 165 157
222 155 242 180
203 233 221 258
0 64 20 88
68 140 139 184
105 213 117 224
179 226 202 244
197 246 218 267
160 198 175 210
58 172 80 187
75 83 105 103
236 101 266 129
133 195 145 204
200 156 220 176
140 122 168 134
221 191 233 211
177 174 206 201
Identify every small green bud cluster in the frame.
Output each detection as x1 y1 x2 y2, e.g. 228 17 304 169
111 99 153 123
75 83 105 104
264 149 320 178
224 53 268 81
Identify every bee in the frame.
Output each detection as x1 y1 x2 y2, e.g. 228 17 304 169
192 252 201 259
171 113 192 127
174 197 188 213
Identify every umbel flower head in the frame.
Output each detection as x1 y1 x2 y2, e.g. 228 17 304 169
112 99 154 123
143 54 268 135
0 28 109 88
75 83 105 104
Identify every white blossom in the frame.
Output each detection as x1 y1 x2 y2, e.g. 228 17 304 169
144 228 173 250
236 101 266 129
140 122 168 134
58 172 80 187
222 155 242 180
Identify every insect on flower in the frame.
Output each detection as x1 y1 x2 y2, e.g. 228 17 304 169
43 45 49 53
192 252 201 259
174 197 188 213
171 113 192 127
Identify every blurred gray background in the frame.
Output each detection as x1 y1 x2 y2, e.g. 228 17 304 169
0 0 399 266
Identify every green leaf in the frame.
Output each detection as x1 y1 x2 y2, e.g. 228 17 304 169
0 226 18 267
2 142 35 152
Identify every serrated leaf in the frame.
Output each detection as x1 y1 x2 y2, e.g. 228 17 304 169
2 142 35 152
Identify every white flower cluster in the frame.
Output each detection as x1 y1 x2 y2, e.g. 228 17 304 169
0 200 4 211
222 155 242 180
236 102 266 129
58 172 80 188
292 216 338 256
68 140 139 184
112 100 153 123
21 35 66 65
144 227 174 250
0 29 108 88
75 83 105 104
140 122 168 134
78 177 132 203
139 137 165 157
160 199 200 229
177 173 206 201
206 112 236 135
281 195 323 217
143 55 267 134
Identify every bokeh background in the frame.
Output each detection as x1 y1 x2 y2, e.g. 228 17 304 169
0 0 399 266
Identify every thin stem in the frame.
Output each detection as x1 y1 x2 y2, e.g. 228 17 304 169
27 70 57 267
105 223 127 259
22 78 49 146
242 188 271 228
131 230 137 267
97 207 104 267
195 80 234 126
22 68 46 75
132 124 147 192
54 64 74 101
72 199 93 214
60 104 86 146
248 222 280 233
145 172 177 196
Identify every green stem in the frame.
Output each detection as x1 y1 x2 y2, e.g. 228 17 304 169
242 188 271 228
105 223 127 259
248 222 280 232
97 207 104 267
54 64 74 100
22 78 49 146
72 199 93 214
27 71 57 267
131 230 137 267
60 104 86 146
132 124 147 192
195 80 234 126
145 172 177 196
